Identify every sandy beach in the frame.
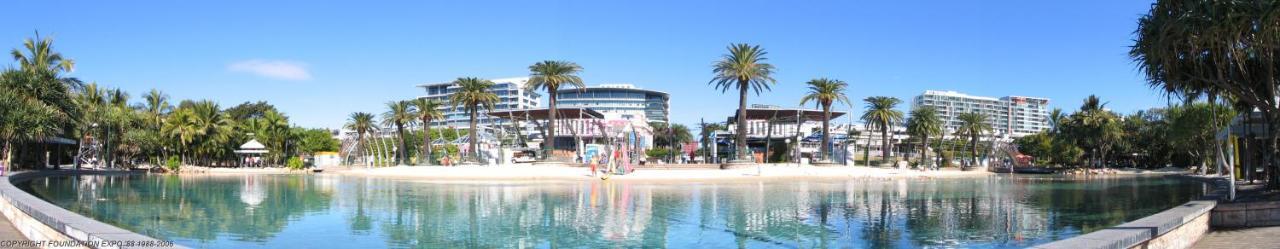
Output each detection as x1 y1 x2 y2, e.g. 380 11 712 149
329 164 995 181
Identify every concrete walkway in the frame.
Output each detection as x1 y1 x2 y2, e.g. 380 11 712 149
1193 226 1280 249
0 213 36 249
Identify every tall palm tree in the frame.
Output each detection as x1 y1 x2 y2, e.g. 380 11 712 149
11 32 75 75
382 100 415 165
410 98 444 165
1047 108 1064 134
955 112 991 169
449 77 499 163
906 107 943 169
261 110 290 164
799 78 851 162
861 96 903 165
142 89 170 129
527 60 584 160
710 43 777 162
345 112 377 165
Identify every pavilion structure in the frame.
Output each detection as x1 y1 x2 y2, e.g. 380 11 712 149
487 108 608 162
234 139 269 167
719 104 846 164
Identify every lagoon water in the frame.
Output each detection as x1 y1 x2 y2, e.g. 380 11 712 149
18 174 1203 248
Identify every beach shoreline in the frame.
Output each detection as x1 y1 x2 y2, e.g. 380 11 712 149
162 164 1193 182
326 164 997 182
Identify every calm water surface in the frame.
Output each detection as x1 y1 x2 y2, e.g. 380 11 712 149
18 174 1203 248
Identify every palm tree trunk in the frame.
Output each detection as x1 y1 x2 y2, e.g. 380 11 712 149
881 122 890 165
546 88 558 160
736 81 749 161
2 141 11 174
356 133 365 166
469 106 480 163
421 120 432 165
920 135 928 170
970 136 979 169
821 104 831 162
396 124 407 165
863 124 872 166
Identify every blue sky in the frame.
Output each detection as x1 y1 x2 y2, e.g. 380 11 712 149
1 1 1164 129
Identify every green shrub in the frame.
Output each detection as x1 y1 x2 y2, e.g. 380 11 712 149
165 156 181 172
285 156 302 169
646 148 670 159
287 157 305 170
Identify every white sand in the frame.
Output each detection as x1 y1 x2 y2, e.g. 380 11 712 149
332 164 993 181
179 165 309 174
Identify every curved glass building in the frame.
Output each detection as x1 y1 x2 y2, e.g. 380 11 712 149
555 84 669 123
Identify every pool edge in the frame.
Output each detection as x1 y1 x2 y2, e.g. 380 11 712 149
0 170 186 249
1031 175 1227 249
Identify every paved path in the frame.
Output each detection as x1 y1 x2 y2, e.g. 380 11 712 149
1193 226 1280 249
0 214 35 249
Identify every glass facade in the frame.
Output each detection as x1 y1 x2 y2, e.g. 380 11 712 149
556 85 669 123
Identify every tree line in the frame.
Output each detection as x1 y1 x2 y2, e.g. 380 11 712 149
1 34 337 170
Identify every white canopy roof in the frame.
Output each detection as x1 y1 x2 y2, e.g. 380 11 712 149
235 139 269 154
240 139 266 150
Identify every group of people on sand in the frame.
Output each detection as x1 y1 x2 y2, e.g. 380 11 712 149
588 146 634 178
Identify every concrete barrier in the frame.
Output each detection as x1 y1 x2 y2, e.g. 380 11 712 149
1031 200 1215 249
1032 175 1226 249
0 170 185 249
1211 200 1280 227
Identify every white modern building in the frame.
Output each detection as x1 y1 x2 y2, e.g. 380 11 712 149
417 77 543 128
555 84 670 123
911 90 1050 138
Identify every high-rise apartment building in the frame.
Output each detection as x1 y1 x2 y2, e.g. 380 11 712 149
417 77 542 127
911 90 1050 138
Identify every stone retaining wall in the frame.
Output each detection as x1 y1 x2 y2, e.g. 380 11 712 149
0 170 185 249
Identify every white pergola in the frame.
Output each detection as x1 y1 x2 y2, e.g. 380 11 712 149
234 139 269 167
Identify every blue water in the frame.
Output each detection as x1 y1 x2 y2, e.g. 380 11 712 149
18 174 1203 248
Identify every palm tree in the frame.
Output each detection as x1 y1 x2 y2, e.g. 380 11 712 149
906 106 943 169
382 100 415 165
345 112 376 166
799 78 851 162
955 112 991 169
0 70 71 169
527 60 584 160
710 43 777 162
1047 108 1064 134
11 32 75 75
142 89 170 129
260 110 290 164
449 77 499 164
4 33 79 169
410 98 444 165
861 96 903 165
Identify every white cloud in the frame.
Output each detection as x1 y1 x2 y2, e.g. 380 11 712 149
227 60 312 81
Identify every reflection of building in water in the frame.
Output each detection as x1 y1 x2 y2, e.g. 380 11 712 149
599 182 652 241
240 175 266 209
